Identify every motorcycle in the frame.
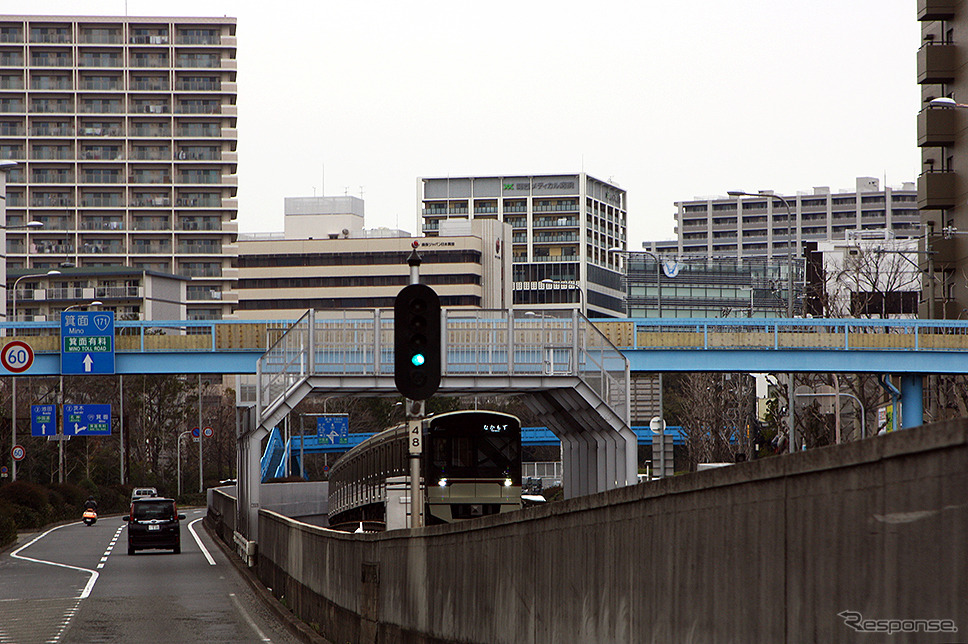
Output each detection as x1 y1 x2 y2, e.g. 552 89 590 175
82 509 97 526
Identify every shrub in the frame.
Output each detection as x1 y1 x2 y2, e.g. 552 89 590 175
0 481 50 513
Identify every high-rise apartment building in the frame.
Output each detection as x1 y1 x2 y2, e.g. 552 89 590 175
917 0 967 319
672 177 919 260
419 173 626 318
0 15 238 319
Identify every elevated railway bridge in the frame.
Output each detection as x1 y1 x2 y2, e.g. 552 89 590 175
5 313 968 536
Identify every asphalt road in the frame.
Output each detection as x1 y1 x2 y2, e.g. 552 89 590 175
0 509 301 644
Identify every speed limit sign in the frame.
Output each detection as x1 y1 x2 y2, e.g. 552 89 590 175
202 426 214 438
11 445 25 461
1 341 34 373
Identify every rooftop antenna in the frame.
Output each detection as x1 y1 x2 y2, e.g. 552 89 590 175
359 186 364 200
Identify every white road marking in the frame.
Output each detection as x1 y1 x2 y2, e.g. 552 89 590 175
9 523 105 642
229 593 271 642
96 526 125 569
188 518 216 565
11 524 99 599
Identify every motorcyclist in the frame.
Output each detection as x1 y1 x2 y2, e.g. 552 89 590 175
83 496 98 512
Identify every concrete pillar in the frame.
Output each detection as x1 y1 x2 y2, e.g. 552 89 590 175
900 374 924 429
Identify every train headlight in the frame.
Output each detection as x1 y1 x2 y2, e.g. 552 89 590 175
504 478 513 487
438 478 448 487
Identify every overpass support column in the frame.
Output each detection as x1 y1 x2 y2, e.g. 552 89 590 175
900 374 924 429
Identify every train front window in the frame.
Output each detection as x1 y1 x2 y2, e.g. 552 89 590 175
429 433 519 480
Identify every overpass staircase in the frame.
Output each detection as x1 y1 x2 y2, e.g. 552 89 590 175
236 308 634 537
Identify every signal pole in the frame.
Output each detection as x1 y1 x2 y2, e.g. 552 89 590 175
397 241 437 528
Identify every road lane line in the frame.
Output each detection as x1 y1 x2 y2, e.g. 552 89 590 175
10 524 100 599
229 593 271 642
188 517 216 565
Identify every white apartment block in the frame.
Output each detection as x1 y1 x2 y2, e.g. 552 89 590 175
673 177 919 260
0 15 238 319
419 173 627 318
9 265 187 321
235 198 512 320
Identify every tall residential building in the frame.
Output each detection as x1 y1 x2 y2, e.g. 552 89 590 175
918 1 967 319
419 173 627 318
672 177 919 260
0 15 238 320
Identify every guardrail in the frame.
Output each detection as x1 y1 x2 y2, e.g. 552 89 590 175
593 318 968 352
6 317 968 355
0 319 291 353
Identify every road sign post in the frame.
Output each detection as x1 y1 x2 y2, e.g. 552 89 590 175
1 340 34 373
63 404 112 436
61 311 115 375
31 405 57 437
316 415 349 445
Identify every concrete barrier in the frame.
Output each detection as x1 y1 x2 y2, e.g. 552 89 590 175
221 422 968 643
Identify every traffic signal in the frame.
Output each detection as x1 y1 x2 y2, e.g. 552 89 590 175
394 283 441 400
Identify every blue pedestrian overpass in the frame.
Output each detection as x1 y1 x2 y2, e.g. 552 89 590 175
7 313 968 536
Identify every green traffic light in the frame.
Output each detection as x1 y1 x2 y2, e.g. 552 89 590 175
411 353 426 367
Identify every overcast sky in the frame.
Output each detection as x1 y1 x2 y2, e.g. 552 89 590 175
9 1 920 246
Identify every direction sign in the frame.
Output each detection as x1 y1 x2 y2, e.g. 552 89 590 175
63 404 112 436
317 414 349 445
61 311 115 375
1 340 34 373
11 445 25 461
31 404 57 437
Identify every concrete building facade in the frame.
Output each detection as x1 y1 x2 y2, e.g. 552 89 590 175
419 173 627 318
672 177 919 260
8 265 187 321
235 200 512 320
918 1 968 318
0 15 238 320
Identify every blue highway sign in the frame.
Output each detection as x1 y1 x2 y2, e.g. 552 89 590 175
317 414 349 444
61 311 115 375
63 404 112 436
31 404 57 437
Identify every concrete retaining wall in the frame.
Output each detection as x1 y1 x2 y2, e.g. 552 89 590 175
244 421 968 643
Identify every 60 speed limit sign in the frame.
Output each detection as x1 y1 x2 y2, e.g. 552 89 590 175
11 445 25 462
1 341 34 373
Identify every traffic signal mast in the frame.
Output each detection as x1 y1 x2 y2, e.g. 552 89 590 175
393 241 442 527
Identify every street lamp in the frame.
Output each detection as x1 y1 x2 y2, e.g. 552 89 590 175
929 97 968 108
539 279 585 316
9 269 60 482
727 191 796 317
730 190 798 454
64 300 102 312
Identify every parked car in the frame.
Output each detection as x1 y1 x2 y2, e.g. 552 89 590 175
131 487 158 501
123 497 184 555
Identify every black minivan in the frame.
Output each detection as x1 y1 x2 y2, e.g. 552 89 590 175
124 497 185 554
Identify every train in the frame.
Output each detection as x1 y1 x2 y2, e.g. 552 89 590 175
327 410 522 530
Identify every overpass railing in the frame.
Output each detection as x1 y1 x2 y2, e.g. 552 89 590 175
593 318 968 352
256 309 629 425
0 319 289 353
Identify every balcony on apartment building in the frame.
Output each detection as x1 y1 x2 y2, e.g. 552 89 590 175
918 105 958 147
917 40 958 84
917 169 957 210
918 0 957 21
